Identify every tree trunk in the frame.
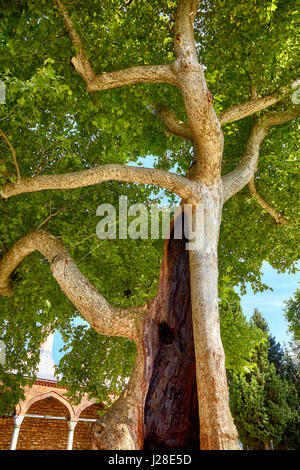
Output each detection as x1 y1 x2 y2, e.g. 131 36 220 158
92 214 199 450
92 200 240 450
188 183 240 450
143 216 199 450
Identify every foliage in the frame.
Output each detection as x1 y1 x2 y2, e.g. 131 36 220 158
229 312 300 449
0 0 299 411
284 288 300 341
219 288 265 373
56 325 137 407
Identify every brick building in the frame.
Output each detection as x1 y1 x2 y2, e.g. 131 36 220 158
0 333 104 450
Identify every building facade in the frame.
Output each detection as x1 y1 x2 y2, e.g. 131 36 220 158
0 333 103 450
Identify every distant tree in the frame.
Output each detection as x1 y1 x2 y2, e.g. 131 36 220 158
230 311 300 450
229 340 289 449
251 309 269 333
268 336 300 450
219 288 265 373
284 289 300 341
268 335 285 375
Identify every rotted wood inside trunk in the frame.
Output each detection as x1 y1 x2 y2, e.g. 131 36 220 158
143 216 199 450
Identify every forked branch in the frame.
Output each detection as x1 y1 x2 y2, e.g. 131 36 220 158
0 128 21 179
220 87 289 125
56 0 177 91
222 108 299 202
0 230 144 343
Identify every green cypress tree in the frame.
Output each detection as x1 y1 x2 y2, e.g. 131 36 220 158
229 312 298 449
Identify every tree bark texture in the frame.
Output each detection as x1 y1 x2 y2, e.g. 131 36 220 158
92 215 200 450
1 0 297 451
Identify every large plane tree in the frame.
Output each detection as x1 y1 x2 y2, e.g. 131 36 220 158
0 0 298 450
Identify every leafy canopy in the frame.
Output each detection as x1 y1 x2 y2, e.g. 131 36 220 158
0 0 299 410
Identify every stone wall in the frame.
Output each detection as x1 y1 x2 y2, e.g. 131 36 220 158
0 416 14 450
0 380 104 450
73 403 104 450
17 397 69 450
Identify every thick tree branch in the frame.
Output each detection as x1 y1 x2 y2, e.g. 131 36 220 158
0 230 144 343
222 108 299 202
219 87 289 125
248 176 291 226
0 128 21 179
151 104 193 140
56 0 177 90
174 0 199 58
1 163 200 202
171 0 223 183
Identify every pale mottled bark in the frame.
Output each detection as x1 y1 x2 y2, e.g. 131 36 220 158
0 230 144 343
188 183 240 450
173 0 199 58
92 346 146 450
222 109 299 202
219 87 288 124
172 1 223 184
222 121 267 203
0 230 68 297
0 164 200 203
248 177 291 226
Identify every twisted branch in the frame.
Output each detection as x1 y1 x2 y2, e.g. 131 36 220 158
0 230 144 343
0 128 21 179
222 108 299 202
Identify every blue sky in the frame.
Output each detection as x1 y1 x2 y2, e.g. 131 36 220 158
238 261 298 347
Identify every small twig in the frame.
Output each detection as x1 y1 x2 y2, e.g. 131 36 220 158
250 86 258 100
37 206 67 230
0 128 21 179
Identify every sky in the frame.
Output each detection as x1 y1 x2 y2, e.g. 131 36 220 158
238 261 298 347
52 261 299 365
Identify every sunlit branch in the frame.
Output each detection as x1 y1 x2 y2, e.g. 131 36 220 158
151 104 193 140
1 163 200 203
220 87 289 125
222 108 299 202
